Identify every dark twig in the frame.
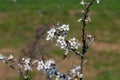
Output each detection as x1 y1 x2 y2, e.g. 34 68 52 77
21 25 49 59
80 0 94 80
4 60 25 79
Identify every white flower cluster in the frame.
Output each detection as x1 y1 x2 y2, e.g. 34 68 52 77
45 59 55 69
46 28 56 40
70 66 83 78
79 0 100 24
37 59 56 71
57 24 69 31
0 54 15 61
80 0 100 5
15 58 33 71
46 24 81 56
0 54 84 80
56 36 67 49
24 58 32 71
69 37 81 50
37 60 44 71
46 24 70 41
55 66 83 80
36 59 57 77
0 56 32 71
55 73 71 80
36 60 82 80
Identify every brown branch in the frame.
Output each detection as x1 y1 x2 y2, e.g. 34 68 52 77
80 0 95 80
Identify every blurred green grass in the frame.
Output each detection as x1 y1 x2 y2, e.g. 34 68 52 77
0 0 119 47
0 0 120 80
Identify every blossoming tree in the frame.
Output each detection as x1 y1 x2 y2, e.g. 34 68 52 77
0 0 100 80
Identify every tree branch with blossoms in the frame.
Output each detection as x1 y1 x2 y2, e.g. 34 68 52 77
46 0 99 80
79 0 96 80
0 0 100 80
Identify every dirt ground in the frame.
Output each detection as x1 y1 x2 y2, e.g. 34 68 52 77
0 42 119 80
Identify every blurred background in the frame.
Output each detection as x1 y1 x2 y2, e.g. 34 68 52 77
0 0 120 80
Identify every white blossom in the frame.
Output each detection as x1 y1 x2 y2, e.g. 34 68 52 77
56 36 67 49
46 28 56 40
80 0 86 5
58 24 69 31
81 10 85 13
70 66 82 78
69 37 81 49
96 0 100 4
78 18 83 22
24 58 30 64
87 34 92 39
78 73 83 78
44 59 58 77
24 64 32 71
0 54 5 60
70 66 81 75
24 75 29 79
87 16 91 22
37 61 44 71
32 60 39 64
7 55 14 60
22 58 25 61
37 59 57 77
55 73 71 80
24 58 32 71
45 59 55 69
64 49 69 55
37 59 56 72
18 64 22 68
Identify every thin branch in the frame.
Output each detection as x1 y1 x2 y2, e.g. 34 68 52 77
4 60 24 79
80 0 95 80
